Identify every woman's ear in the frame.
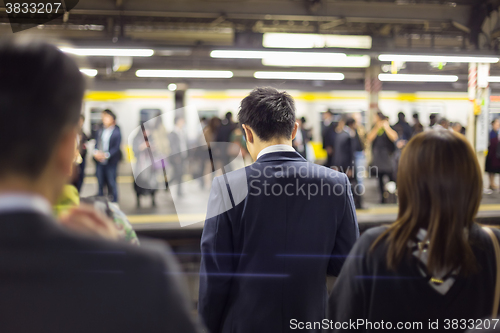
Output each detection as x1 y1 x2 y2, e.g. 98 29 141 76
242 124 254 144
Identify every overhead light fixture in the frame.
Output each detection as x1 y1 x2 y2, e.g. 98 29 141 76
379 54 499 64
61 48 154 57
262 55 370 68
254 71 344 80
378 74 459 82
168 83 178 91
263 33 372 49
80 69 97 77
489 76 500 82
136 70 233 78
211 50 346 60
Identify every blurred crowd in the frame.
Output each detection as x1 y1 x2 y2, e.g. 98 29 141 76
321 109 473 206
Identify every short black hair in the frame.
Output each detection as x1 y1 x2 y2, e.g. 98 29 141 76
102 109 116 121
238 87 296 141
345 117 356 127
413 113 419 119
225 112 232 120
0 38 85 179
398 112 405 120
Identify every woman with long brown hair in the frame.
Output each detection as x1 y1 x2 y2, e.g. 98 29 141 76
328 130 499 332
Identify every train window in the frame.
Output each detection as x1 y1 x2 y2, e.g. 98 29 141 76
198 110 219 120
140 109 162 124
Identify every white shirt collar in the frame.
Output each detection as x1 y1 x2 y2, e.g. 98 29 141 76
257 144 296 160
0 193 52 216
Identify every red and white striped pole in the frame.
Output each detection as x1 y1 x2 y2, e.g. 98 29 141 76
468 63 477 102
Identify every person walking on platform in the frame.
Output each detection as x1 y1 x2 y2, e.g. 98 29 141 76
0 38 202 333
199 87 359 333
328 130 500 332
94 109 122 202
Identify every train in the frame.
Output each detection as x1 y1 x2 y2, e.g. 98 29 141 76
82 88 489 160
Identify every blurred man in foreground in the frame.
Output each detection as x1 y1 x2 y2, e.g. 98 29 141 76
199 87 359 333
0 38 201 333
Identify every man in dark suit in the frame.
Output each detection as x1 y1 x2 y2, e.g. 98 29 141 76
0 38 202 333
94 109 121 202
199 87 359 333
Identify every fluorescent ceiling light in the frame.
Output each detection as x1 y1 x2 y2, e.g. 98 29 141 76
378 74 458 82
254 71 344 80
262 55 371 68
61 48 154 57
80 69 97 77
379 54 499 64
136 70 233 78
263 33 372 49
211 50 346 60
489 76 500 82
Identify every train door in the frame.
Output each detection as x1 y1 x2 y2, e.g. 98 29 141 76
89 108 103 140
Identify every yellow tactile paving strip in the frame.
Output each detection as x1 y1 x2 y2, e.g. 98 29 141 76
126 204 500 225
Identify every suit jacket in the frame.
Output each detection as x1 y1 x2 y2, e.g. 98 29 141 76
0 212 202 333
199 151 359 333
95 126 122 165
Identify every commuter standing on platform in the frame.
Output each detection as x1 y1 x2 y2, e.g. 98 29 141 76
428 113 438 130
169 116 188 197
199 87 359 333
411 112 424 136
216 112 238 172
328 130 499 332
393 112 413 141
292 116 310 159
0 38 202 333
72 114 88 192
94 109 122 202
331 115 354 177
486 118 500 191
366 111 398 204
322 110 336 167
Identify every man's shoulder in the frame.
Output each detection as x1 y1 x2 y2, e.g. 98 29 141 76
0 212 170 273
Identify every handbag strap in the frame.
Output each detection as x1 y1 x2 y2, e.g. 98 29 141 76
483 226 500 318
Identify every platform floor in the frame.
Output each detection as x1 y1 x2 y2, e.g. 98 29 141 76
79 172 500 230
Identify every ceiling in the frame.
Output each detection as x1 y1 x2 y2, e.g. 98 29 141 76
1 0 500 91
